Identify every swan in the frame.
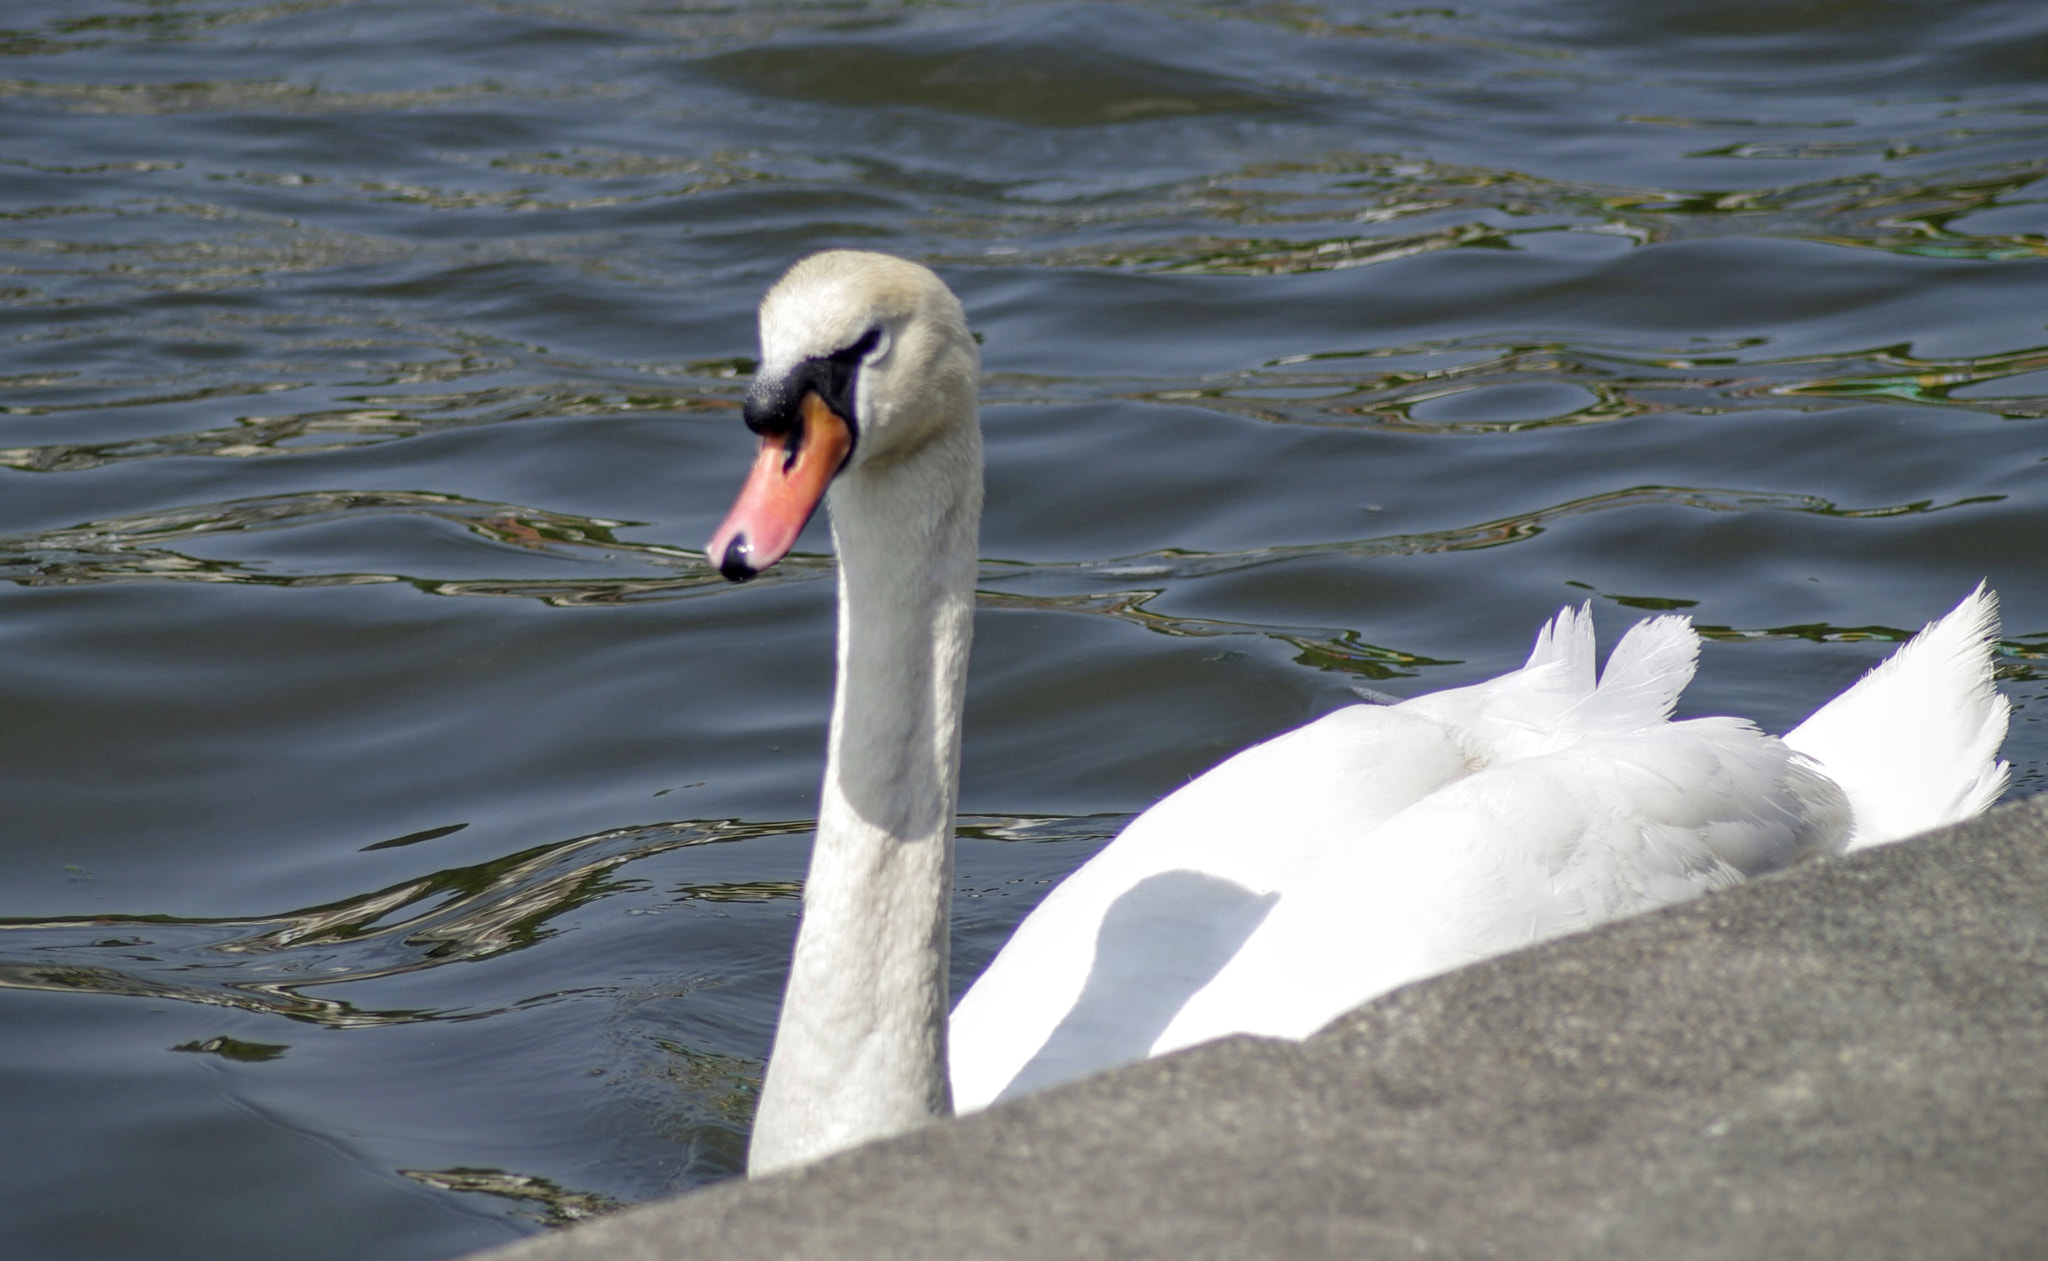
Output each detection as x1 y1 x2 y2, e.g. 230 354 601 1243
705 249 2010 1175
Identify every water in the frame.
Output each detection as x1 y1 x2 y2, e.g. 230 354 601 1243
2 0 2044 1255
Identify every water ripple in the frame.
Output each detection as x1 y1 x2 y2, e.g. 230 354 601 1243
0 811 1124 1033
0 76 574 116
0 817 806 1029
1 478 2003 632
398 1168 622 1229
988 483 2007 582
930 153 2048 271
984 337 2048 432
4 329 2030 487
0 382 739 470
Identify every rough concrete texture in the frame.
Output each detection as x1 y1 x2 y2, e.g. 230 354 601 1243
479 794 2048 1260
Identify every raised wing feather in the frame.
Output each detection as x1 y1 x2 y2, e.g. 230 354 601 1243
1581 613 1699 732
1784 584 2008 849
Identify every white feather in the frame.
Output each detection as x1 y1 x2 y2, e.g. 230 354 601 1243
1784 584 2009 850
952 592 2001 1110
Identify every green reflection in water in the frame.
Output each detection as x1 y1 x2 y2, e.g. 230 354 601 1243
172 1034 289 1062
0 482 2010 675
978 586 1453 681
647 1040 760 1133
0 384 740 471
928 152 2048 271
1567 585 2048 678
1 319 2035 485
398 1167 623 1229
998 338 2048 433
0 816 807 1029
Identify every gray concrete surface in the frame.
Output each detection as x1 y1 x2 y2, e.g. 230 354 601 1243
479 794 2048 1260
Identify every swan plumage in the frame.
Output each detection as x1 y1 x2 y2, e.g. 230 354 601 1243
708 249 2011 1170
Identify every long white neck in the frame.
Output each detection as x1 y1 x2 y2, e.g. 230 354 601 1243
747 417 982 1176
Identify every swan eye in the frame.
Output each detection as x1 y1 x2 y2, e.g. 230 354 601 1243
831 326 882 366
743 326 882 442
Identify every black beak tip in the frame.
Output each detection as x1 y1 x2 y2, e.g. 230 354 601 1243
718 536 759 583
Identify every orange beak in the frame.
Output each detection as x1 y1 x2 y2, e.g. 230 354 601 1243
707 392 855 581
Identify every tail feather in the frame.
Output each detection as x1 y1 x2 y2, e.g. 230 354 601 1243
1583 614 1701 732
1525 602 1596 696
1783 583 2010 851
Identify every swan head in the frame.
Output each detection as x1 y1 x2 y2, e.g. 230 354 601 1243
708 250 978 582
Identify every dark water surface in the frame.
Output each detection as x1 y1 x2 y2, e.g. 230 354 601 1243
3 1 2046 1255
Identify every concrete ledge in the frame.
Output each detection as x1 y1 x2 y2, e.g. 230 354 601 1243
479 794 2048 1259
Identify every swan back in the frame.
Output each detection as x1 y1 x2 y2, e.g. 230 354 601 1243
951 602 1864 1108
1145 617 1841 1053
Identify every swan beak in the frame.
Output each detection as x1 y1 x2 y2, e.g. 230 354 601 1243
707 392 855 582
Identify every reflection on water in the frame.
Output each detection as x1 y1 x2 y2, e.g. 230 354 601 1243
935 152 2048 272
1119 338 2048 430
4 332 2041 488
0 381 743 471
2 0 2046 1257
0 817 807 1027
4 479 2016 673
0 810 1119 1026
398 1168 623 1230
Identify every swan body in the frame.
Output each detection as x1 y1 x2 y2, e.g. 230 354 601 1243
708 250 2011 1172
950 592 2008 1109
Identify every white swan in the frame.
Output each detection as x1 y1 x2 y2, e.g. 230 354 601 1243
706 250 2010 1174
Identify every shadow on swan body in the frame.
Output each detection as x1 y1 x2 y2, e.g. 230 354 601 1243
706 250 2011 1172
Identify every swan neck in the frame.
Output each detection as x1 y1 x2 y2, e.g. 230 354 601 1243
748 422 981 1175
